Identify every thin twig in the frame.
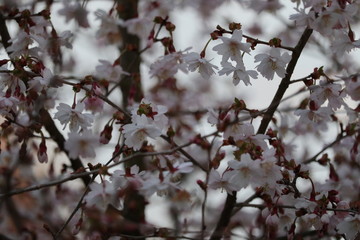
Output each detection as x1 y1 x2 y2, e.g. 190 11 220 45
233 203 359 214
0 132 215 199
54 176 94 239
303 131 346 164
61 79 131 119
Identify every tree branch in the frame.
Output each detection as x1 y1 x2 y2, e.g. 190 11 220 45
257 27 313 135
209 27 313 240
210 192 236 240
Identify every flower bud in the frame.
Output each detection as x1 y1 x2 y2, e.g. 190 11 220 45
229 22 241 31
100 124 113 144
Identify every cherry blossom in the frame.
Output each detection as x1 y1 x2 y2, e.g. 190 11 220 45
84 95 104 113
212 29 251 63
95 60 130 82
0 1 360 239
54 102 94 132
150 49 189 80
94 9 122 44
6 31 41 57
58 0 90 28
337 215 360 240
254 47 291 80
218 61 258 86
0 94 19 116
64 130 99 159
253 149 282 191
208 169 240 194
309 80 345 110
289 7 316 27
223 121 255 141
331 30 360 58
122 115 162 150
344 74 360 101
28 68 54 91
85 181 120 211
294 106 333 128
184 52 218 79
138 174 178 197
122 100 168 150
122 17 153 39
227 154 260 190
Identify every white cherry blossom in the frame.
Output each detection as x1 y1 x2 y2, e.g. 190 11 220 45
122 115 162 150
254 47 291 80
218 61 258 86
122 99 169 150
94 9 122 44
85 181 120 211
289 7 316 27
28 68 54 91
227 154 260 190
65 130 99 159
184 52 218 79
54 102 94 132
58 0 90 28
337 215 360 240
208 169 240 194
212 30 251 62
331 31 360 58
341 74 360 100
150 49 189 80
95 60 130 82
309 80 345 110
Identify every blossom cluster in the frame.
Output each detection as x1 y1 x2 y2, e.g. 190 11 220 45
0 0 359 240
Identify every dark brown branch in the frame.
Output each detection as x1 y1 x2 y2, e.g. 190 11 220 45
117 0 143 107
209 192 237 240
0 13 12 50
257 27 313 135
